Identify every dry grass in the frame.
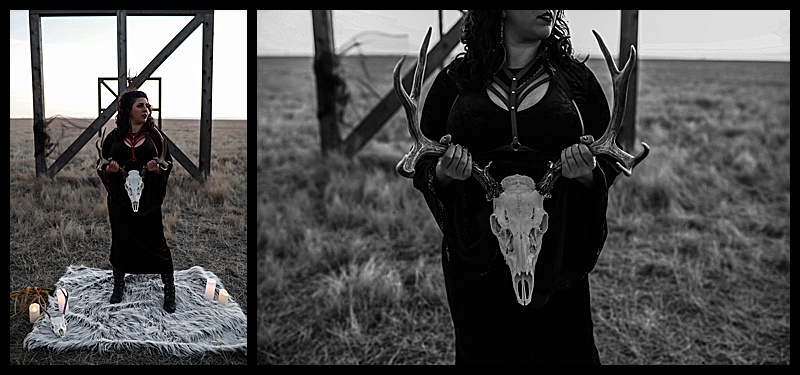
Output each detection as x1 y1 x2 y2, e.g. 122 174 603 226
9 118 248 365
257 56 789 365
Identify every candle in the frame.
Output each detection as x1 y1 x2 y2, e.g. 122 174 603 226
29 303 40 323
57 288 68 314
204 278 216 300
218 289 229 305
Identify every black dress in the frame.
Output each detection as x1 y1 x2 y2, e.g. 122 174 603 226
97 126 174 275
412 54 621 365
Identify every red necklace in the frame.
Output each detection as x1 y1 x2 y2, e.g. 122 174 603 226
125 127 147 160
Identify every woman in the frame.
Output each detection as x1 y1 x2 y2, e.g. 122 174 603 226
97 90 175 313
412 10 620 364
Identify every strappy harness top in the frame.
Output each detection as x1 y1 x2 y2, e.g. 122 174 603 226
488 54 553 151
485 53 585 154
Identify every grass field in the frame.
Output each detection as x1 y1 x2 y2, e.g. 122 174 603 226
257 54 789 365
9 118 248 365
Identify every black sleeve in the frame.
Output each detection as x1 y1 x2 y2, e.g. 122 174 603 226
410 66 460 231
96 129 117 191
556 62 623 284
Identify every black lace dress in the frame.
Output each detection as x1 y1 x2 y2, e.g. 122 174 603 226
97 127 174 274
412 55 621 365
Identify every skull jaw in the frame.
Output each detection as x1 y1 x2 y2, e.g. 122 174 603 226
513 271 534 306
131 201 139 212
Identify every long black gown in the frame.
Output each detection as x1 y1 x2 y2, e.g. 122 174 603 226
97 126 174 275
412 54 621 365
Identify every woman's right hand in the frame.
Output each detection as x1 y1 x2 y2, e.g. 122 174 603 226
435 134 472 188
105 158 119 174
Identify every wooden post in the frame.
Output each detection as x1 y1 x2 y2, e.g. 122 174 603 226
199 11 214 179
117 10 127 96
341 16 464 157
438 10 444 70
29 12 46 177
311 10 342 155
618 10 639 152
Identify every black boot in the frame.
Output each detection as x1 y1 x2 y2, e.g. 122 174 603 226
110 268 125 304
161 273 176 313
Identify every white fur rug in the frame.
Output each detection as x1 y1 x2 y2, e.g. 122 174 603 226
23 265 247 357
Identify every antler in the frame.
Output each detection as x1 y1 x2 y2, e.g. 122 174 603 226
60 288 69 312
588 30 650 176
536 30 650 196
394 27 502 200
152 127 171 171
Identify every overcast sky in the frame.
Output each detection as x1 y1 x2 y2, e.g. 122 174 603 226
258 10 790 61
10 10 247 119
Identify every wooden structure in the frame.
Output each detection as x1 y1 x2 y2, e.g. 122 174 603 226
312 10 640 157
98 76 162 129
29 10 214 180
618 10 639 152
312 10 464 157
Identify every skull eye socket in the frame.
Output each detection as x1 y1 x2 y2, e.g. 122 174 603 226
505 229 513 252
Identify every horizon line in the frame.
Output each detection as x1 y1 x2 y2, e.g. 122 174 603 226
9 117 248 121
257 54 791 63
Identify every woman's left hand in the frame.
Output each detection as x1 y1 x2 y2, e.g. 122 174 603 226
146 158 161 174
561 143 595 185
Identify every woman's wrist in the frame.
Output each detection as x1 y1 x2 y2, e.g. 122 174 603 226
574 170 595 188
434 163 453 188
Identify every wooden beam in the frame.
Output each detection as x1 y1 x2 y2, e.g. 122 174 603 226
312 10 343 155
30 10 213 16
166 136 203 179
127 15 203 89
618 10 639 152
45 98 119 178
341 16 464 157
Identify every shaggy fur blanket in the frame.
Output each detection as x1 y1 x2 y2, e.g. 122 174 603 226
23 265 247 357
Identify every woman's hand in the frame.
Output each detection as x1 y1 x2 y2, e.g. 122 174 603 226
435 134 472 188
147 158 161 174
561 141 596 187
105 158 119 174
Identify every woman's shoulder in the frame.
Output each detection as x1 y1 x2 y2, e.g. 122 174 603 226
555 58 595 83
145 125 163 136
105 127 122 141
424 59 459 94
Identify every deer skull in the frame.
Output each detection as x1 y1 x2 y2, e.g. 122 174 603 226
124 170 144 212
489 175 549 306
45 313 67 337
44 288 69 337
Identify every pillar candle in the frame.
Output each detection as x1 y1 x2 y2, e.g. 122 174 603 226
57 288 68 314
29 303 40 323
204 278 216 300
218 289 229 305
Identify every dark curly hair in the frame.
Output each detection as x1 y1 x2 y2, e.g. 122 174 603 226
115 90 156 138
448 10 583 91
